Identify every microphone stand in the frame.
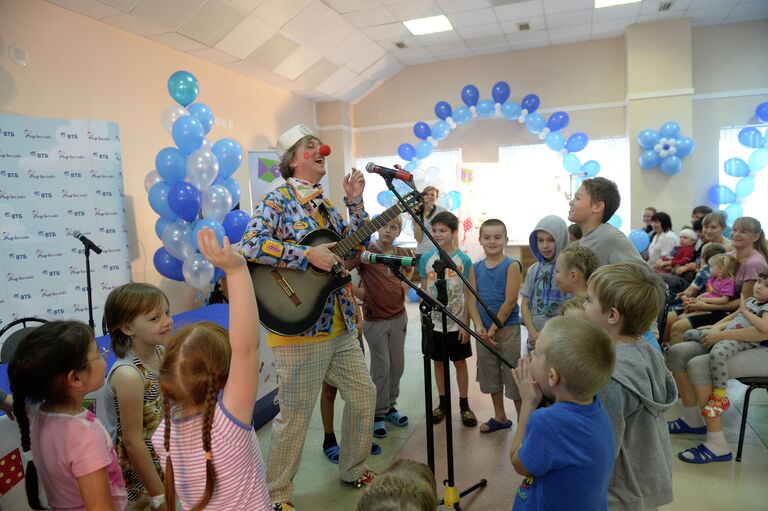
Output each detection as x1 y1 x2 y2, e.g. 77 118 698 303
383 176 516 510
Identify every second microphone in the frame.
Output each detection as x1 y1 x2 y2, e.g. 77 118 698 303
361 251 416 268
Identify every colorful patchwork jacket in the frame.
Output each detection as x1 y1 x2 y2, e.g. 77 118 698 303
241 182 369 337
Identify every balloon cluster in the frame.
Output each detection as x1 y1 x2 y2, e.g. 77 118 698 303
637 121 695 176
396 81 599 182
148 71 249 290
706 101 768 224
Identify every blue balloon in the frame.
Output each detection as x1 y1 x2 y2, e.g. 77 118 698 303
637 129 660 150
521 94 540 113
724 204 742 226
155 147 187 184
167 70 199 107
168 182 201 222
565 132 589 153
757 101 768 123
407 287 419 303
413 121 431 140
212 138 243 178
448 190 461 210
476 99 495 117
525 113 545 134
431 120 451 141
501 101 521 121
724 158 750 177
639 150 661 170
738 127 763 149
658 121 680 139
546 111 569 132
154 247 184 281
492 81 510 104
222 209 250 242
461 84 479 106
453 106 471 125
660 155 682 175
377 191 389 207
582 160 600 177
193 219 226 250
434 101 452 120
628 229 650 253
222 177 241 206
415 140 433 160
404 162 417 172
675 136 695 157
149 182 176 220
607 214 622 229
735 176 755 198
398 143 416 161
172 115 204 154
708 185 736 205
748 148 768 172
155 217 174 239
545 132 565 151
187 103 214 134
563 153 582 174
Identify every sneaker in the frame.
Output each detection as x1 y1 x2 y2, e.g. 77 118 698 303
344 470 376 489
702 394 730 418
461 408 478 427
431 406 445 424
273 503 295 511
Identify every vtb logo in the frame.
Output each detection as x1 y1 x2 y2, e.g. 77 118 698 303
8 253 27 260
4 212 22 219
13 293 32 300
0 170 19 178
30 150 49 159
64 171 83 178
33 191 53 198
1 129 16 137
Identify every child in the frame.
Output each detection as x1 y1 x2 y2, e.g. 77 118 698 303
567 223 582 244
419 211 476 427
509 317 616 510
554 245 598 298
679 269 768 419
585 262 677 511
681 254 737 308
346 215 413 440
100 283 172 510
520 215 569 347
560 295 588 319
9 321 128 510
467 219 522 432
567 177 644 266
671 243 727 311
655 228 697 273
356 459 436 511
153 228 271 510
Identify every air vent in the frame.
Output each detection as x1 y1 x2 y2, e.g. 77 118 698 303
394 41 407 49
658 1 674 11
517 22 530 31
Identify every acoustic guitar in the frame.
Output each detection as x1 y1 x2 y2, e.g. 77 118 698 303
249 191 423 336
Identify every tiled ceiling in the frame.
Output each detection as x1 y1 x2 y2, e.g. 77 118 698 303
47 0 768 103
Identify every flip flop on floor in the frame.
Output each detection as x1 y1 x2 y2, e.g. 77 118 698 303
480 418 513 433
323 444 340 465
371 443 382 455
667 418 707 435
678 443 732 464
373 420 388 438
384 410 408 427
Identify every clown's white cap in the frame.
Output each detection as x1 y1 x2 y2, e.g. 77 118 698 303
275 124 313 158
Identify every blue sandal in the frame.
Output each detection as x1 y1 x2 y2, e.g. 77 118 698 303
371 443 382 455
480 418 512 433
384 410 408 427
667 418 706 435
678 443 732 464
323 444 340 464
373 420 388 438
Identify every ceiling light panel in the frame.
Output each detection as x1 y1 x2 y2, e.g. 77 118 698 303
404 15 454 35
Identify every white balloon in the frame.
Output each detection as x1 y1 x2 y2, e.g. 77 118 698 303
186 149 219 191
161 221 195 261
144 170 162 193
200 138 213 152
201 185 233 224
182 253 214 290
161 104 189 133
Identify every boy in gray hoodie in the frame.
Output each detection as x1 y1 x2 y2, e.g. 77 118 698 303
521 215 569 347
585 262 677 511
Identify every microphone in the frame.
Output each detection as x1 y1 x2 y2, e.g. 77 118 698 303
70 230 102 254
361 250 416 268
365 162 414 182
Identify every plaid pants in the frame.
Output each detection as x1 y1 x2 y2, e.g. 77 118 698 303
267 330 375 503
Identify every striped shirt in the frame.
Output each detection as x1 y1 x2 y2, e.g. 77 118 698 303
152 395 270 511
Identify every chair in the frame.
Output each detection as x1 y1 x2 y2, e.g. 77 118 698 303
0 317 48 364
735 376 768 462
656 285 673 349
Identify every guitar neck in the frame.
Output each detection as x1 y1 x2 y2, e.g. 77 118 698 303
333 203 403 256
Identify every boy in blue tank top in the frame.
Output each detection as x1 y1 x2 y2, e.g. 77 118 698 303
467 219 523 433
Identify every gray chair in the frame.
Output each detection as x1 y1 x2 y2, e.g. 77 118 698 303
0 317 48 364
736 376 768 462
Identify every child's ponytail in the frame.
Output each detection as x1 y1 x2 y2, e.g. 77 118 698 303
163 398 176 511
189 374 218 511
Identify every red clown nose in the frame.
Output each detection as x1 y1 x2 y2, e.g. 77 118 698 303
319 144 331 157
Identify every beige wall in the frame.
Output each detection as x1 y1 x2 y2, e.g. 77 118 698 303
0 0 315 311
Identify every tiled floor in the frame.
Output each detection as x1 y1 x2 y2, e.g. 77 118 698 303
256 303 768 510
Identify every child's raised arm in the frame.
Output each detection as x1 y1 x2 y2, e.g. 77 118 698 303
198 228 260 424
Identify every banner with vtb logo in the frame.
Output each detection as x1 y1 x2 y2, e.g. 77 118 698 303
0 114 131 333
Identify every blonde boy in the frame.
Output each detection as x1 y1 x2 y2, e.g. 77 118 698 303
555 245 599 298
585 262 677 511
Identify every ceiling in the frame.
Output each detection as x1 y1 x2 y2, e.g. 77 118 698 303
47 0 768 103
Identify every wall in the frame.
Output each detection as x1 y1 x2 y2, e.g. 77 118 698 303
0 0 315 312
